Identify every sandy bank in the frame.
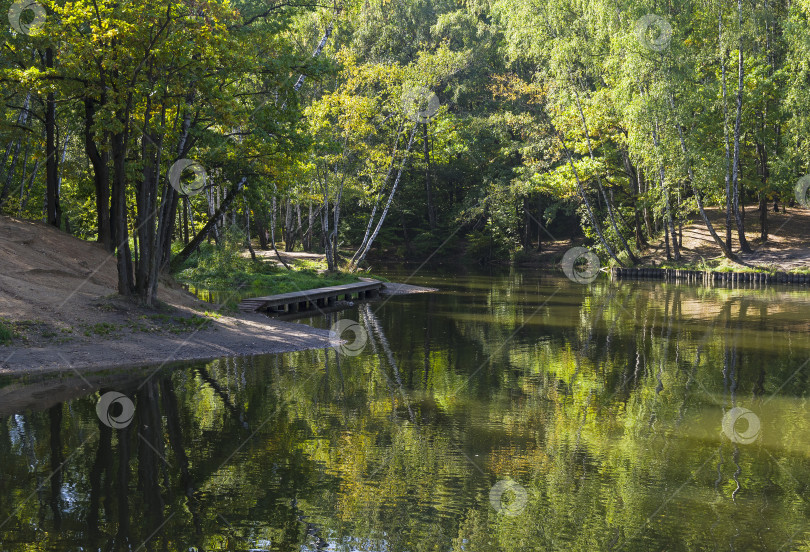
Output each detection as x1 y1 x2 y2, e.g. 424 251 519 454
0 312 334 375
0 216 433 376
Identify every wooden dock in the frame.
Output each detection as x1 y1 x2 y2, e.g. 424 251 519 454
238 279 384 314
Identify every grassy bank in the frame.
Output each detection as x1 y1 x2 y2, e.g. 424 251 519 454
172 239 384 296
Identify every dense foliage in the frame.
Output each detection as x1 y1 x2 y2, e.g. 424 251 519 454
2 0 809 300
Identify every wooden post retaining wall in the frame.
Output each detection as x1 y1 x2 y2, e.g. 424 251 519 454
610 267 810 287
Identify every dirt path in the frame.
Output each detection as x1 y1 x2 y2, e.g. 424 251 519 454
641 205 810 270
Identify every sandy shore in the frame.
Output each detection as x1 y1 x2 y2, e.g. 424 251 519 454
0 217 337 375
379 282 439 295
0 216 436 376
0 313 334 375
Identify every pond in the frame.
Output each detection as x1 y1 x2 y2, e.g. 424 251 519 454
1 268 810 551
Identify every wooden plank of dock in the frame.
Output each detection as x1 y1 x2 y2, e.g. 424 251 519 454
238 279 384 314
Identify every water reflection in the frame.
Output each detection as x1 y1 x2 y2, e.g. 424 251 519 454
2 271 810 551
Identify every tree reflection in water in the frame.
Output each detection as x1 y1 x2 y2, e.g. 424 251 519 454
1 272 809 551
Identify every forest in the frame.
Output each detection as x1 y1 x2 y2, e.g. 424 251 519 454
2 0 809 303
4 2 810 549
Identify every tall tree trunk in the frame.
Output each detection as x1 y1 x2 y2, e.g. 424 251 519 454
423 122 437 230
282 3 342 108
558 131 623 266
296 204 303 249
623 151 647 250
350 122 405 267
573 87 637 263
292 21 334 93
633 78 679 260
650 116 680 261
144 102 172 306
640 171 653 236
19 159 39 215
732 0 751 252
664 181 679 261
522 197 531 248
536 195 543 251
56 131 70 215
284 198 296 251
256 206 269 250
183 197 189 244
271 187 291 270
1 137 24 208
352 124 419 269
320 170 334 271
156 188 180 272
319 144 350 271
0 95 31 206
759 192 768 241
331 172 345 268
16 137 31 210
669 94 736 260
720 2 734 251
45 48 60 229
156 96 196 272
85 98 113 251
757 139 769 241
171 177 247 271
304 200 313 251
136 93 158 300
244 198 256 261
111 127 133 295
20 137 31 190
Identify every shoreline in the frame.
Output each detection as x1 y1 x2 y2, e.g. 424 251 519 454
0 283 439 377
0 313 333 376
610 266 810 285
1 214 443 377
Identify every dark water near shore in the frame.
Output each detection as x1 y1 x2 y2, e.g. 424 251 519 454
2 268 810 551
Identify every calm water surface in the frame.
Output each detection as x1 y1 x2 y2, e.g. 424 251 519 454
2 268 810 551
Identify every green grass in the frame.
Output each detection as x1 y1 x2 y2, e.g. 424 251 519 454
82 322 119 337
173 235 386 296
0 320 13 345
